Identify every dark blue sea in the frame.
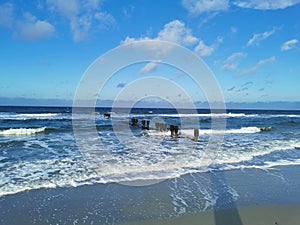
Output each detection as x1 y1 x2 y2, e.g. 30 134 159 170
1 106 300 210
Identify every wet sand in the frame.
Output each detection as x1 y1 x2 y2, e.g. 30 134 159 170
121 205 300 225
1 165 300 224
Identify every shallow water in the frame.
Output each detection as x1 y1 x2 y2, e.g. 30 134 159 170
1 106 300 198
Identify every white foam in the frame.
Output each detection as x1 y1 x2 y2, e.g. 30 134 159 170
225 127 261 134
19 113 59 117
271 114 300 118
109 112 258 118
1 130 300 197
163 113 258 118
0 112 67 120
148 127 261 138
0 127 46 136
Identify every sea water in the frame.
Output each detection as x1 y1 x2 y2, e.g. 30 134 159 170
1 106 300 200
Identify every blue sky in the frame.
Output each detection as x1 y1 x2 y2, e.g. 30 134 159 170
0 0 300 108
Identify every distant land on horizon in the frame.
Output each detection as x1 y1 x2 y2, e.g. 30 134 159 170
1 97 300 110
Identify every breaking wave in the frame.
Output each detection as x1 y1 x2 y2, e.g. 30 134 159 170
0 127 46 136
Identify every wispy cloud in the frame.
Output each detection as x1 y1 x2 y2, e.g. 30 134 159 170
237 56 275 77
221 52 247 71
123 5 135 19
0 3 55 41
0 1 115 42
225 52 246 63
182 0 229 16
194 41 215 57
247 28 276 47
139 61 162 74
0 2 14 28
222 64 237 71
15 13 55 41
230 26 237 34
194 36 223 57
182 0 300 15
47 0 115 41
233 0 300 10
281 39 298 51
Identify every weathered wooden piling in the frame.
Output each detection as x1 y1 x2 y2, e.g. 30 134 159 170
159 123 166 131
104 113 110 119
142 120 146 129
193 129 199 141
131 118 138 126
170 125 175 136
155 123 159 130
174 126 179 137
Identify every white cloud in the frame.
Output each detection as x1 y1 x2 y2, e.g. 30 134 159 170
225 52 246 63
233 0 300 10
237 56 275 77
194 36 222 57
16 18 55 41
281 39 298 51
94 12 116 30
122 20 221 58
157 20 199 46
70 15 91 42
247 28 276 47
47 0 79 19
121 20 195 52
121 36 174 57
0 4 55 41
221 52 246 71
84 0 102 11
182 0 229 15
139 61 162 74
47 0 115 41
222 63 237 71
0 2 14 28
194 40 215 57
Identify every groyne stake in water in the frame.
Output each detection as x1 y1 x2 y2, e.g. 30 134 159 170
193 129 199 141
131 118 138 126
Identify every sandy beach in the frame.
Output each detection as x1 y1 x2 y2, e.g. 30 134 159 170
121 205 300 225
1 165 300 224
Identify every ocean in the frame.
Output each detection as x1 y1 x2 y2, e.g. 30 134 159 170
1 106 300 224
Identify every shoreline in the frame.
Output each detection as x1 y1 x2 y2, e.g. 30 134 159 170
1 165 300 224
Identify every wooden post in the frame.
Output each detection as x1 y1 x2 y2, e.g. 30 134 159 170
155 123 159 130
162 123 166 131
104 113 110 119
159 123 164 131
193 129 199 141
142 120 146 129
170 125 175 136
131 118 138 126
174 126 179 137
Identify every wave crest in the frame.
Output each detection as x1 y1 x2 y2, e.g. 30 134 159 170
0 127 46 136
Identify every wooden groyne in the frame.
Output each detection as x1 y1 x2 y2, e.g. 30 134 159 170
103 113 199 141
